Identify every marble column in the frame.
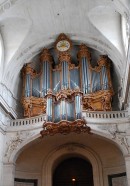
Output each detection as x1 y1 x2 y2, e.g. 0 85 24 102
125 156 130 186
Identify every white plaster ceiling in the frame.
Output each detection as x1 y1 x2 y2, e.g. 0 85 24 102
0 0 129 98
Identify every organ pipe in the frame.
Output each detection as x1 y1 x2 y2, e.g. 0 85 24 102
46 90 53 122
22 63 35 98
74 90 83 119
78 44 91 94
58 52 71 89
40 49 52 97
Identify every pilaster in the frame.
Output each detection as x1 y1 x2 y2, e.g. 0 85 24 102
0 130 5 186
125 156 130 186
3 163 15 186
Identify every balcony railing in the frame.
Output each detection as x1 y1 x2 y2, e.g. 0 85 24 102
9 110 128 128
83 110 128 119
10 114 46 127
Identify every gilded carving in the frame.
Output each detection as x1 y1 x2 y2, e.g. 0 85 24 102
83 90 113 111
40 119 91 137
22 63 36 76
54 33 72 53
21 97 46 117
77 44 91 61
54 88 82 101
58 52 71 64
40 48 53 63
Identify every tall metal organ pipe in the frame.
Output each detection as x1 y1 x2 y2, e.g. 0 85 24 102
75 92 82 119
22 64 33 97
78 44 91 94
98 56 110 90
59 52 71 90
46 96 53 122
61 61 69 89
40 49 52 96
25 74 31 97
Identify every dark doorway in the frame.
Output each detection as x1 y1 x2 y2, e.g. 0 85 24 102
53 157 94 186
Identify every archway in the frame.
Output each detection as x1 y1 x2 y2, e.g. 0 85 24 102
53 157 94 186
7 130 126 186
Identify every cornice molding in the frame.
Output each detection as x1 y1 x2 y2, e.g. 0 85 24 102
0 0 19 15
0 83 19 119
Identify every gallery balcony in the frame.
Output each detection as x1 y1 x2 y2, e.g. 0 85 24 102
7 110 129 132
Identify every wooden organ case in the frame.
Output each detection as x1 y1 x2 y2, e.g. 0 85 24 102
21 34 113 136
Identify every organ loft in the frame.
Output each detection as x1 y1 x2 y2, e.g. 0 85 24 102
21 33 114 136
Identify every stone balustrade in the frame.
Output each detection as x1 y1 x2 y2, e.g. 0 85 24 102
83 110 128 119
9 110 128 128
10 114 46 127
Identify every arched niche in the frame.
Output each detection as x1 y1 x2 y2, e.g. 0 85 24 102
13 131 126 186
41 143 104 186
53 157 94 186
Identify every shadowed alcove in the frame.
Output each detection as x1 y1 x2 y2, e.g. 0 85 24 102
53 157 94 186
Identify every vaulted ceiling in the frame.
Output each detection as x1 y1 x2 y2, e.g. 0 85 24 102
0 0 130 115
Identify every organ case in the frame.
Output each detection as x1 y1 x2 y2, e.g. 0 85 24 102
21 34 114 126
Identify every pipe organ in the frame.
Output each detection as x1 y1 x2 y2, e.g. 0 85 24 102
78 44 113 111
21 34 113 135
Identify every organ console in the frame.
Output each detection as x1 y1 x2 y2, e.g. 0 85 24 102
21 33 114 136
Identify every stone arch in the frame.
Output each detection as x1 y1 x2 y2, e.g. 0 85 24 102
3 127 127 186
9 124 128 165
9 131 41 163
41 143 104 186
91 128 129 156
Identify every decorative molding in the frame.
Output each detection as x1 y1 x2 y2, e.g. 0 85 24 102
21 96 46 118
0 83 20 118
40 48 52 62
0 0 19 15
56 143 87 153
0 106 11 132
41 119 91 138
4 131 34 161
98 124 130 155
54 33 72 53
5 132 24 158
